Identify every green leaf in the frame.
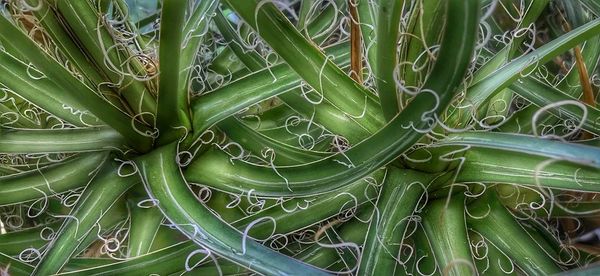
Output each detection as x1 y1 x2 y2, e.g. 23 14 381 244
375 0 405 120
0 16 153 152
60 241 243 275
186 0 479 196
62 258 117 273
402 0 446 88
0 252 34 276
250 120 331 152
455 147 600 192
218 117 330 165
32 163 138 275
305 0 346 44
469 230 518 275
0 127 124 154
479 0 552 124
356 0 377 70
471 0 550 84
467 192 561 275
0 50 97 127
0 100 39 129
296 0 315 31
422 194 474 276
231 169 384 240
24 0 126 111
0 164 21 176
0 221 60 256
0 200 127 258
223 0 384 130
411 227 438 275
534 201 600 218
211 9 372 141
295 212 370 269
190 42 353 135
0 153 108 206
54 0 157 118
449 17 600 128
358 169 429 275
179 0 219 104
126 198 163 257
502 31 600 134
212 8 264 71
137 143 329 275
279 91 373 144
509 77 600 136
439 132 600 169
156 0 191 145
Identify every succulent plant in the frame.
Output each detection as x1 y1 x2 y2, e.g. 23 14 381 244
1 0 600 275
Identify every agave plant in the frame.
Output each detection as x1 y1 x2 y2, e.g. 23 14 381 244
1 0 600 275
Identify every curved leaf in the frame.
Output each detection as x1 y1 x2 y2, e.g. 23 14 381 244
0 16 153 152
449 17 600 127
186 0 479 196
0 127 125 154
421 195 474 276
468 192 561 275
455 148 600 192
126 198 163 257
224 0 384 129
509 77 600 136
358 169 429 275
137 143 328 275
439 132 600 169
32 163 138 275
0 153 108 206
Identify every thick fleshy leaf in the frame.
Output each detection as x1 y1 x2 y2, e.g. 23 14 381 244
190 42 352 135
0 153 108 206
449 17 600 128
137 143 329 275
455 147 600 192
156 0 191 145
218 117 330 165
0 16 153 152
126 198 163 257
439 132 600 169
186 0 480 197
375 0 405 120
509 77 600 136
32 163 138 275
358 169 429 275
60 242 243 275
0 127 125 154
421 195 474 276
54 1 157 118
468 192 561 275
231 169 384 240
224 0 385 129
0 50 96 127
